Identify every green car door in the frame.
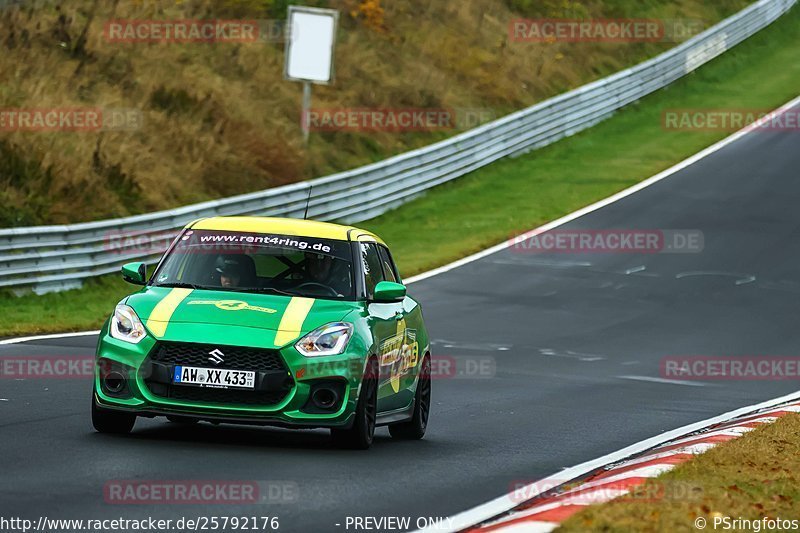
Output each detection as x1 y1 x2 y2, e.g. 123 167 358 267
358 242 421 413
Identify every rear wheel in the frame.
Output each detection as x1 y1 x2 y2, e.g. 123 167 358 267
389 354 431 440
92 393 136 434
331 358 378 450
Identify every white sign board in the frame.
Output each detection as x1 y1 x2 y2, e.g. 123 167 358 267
284 6 338 84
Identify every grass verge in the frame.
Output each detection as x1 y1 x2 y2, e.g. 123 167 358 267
2 0 747 226
557 413 800 532
2 5 799 337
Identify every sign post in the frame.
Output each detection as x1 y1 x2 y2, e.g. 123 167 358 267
284 6 339 145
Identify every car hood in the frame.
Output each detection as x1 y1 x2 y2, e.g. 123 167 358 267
125 286 359 349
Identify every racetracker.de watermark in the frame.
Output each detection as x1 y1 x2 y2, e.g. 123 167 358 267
508 479 703 504
103 230 338 256
661 357 800 381
0 108 141 132
104 230 177 256
297 355 496 381
104 480 298 505
509 18 704 43
104 19 286 43
663 109 800 132
0 356 95 379
302 108 495 132
509 229 704 254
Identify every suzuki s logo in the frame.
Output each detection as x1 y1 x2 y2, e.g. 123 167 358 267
208 349 225 365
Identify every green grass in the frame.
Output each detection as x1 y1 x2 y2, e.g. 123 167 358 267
2 4 799 337
557 414 800 532
362 4 800 275
2 0 747 226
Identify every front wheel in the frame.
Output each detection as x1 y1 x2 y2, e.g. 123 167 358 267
92 394 136 434
389 354 431 440
331 358 378 450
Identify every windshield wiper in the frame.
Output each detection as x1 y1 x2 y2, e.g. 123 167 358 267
154 282 206 290
243 287 296 297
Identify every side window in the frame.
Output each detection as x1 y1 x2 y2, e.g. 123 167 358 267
377 246 400 283
360 243 384 298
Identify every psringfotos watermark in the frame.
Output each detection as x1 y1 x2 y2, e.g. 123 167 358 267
302 108 495 132
696 515 800 531
0 108 141 132
104 19 286 43
661 356 800 381
509 229 704 254
663 109 800 132
509 18 704 43
104 480 299 505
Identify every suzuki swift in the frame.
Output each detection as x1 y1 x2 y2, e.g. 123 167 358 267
92 216 431 449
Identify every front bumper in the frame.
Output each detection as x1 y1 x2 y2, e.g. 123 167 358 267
94 324 369 429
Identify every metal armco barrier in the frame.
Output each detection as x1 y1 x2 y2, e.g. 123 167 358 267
0 0 796 293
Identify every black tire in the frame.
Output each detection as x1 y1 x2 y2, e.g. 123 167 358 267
389 354 431 440
92 394 136 434
166 415 199 425
331 358 378 450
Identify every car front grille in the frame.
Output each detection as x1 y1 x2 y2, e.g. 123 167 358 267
143 341 293 407
149 341 288 373
145 381 290 406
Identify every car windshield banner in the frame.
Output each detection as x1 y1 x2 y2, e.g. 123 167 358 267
174 229 351 259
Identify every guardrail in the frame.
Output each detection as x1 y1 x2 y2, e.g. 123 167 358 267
1 0 796 293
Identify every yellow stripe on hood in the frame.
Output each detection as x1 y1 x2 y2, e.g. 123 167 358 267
145 288 193 338
274 297 315 346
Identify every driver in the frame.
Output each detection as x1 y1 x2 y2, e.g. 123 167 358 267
215 256 246 288
303 253 351 296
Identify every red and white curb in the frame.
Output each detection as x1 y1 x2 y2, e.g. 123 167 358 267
463 402 800 532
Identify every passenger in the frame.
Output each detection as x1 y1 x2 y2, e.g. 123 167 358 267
303 253 351 296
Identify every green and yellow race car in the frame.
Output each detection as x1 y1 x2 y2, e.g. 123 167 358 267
92 216 431 449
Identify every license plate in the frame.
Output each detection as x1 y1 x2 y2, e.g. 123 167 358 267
173 366 256 390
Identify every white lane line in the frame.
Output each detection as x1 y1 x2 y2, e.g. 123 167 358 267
619 442 717 467
659 426 754 448
575 463 678 487
617 375 708 387
484 523 557 533
486 466 680 528
406 94 800 287
5 96 800 348
416 389 800 532
415 96 795 533
0 330 102 346
715 415 779 429
624 265 647 274
751 405 800 416
490 495 618 524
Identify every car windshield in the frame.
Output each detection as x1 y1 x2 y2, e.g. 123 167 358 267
151 229 355 300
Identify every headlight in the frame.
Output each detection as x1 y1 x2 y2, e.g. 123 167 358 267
110 304 147 344
295 322 353 357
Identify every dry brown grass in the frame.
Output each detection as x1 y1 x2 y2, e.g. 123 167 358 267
0 0 750 225
558 413 800 532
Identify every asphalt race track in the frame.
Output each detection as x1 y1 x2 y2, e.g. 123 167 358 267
2 111 800 531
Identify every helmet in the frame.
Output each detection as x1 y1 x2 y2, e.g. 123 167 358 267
215 255 246 277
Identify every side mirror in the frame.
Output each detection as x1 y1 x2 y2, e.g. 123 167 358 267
121 262 147 285
372 281 406 303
